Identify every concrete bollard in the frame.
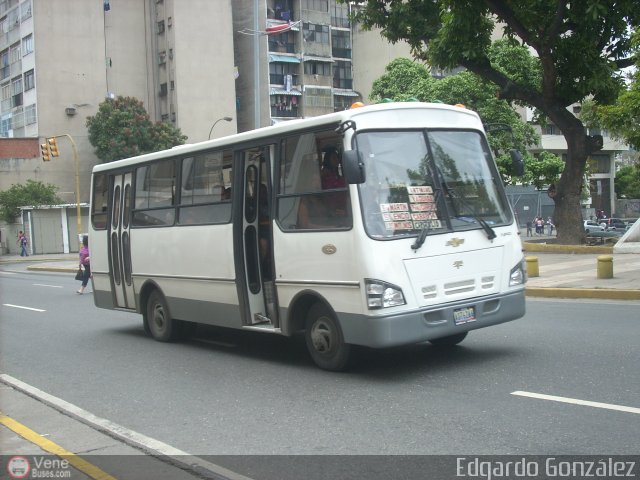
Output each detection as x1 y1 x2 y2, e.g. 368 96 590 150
525 256 539 277
597 255 613 279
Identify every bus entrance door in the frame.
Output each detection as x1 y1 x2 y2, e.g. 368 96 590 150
239 146 277 327
108 172 135 309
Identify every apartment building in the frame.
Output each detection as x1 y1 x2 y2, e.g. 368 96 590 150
1 0 236 205
232 0 361 132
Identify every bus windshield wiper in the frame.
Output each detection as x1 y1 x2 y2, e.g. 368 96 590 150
440 174 496 241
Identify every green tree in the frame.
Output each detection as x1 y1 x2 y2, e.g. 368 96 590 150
86 96 187 163
351 0 639 244
0 180 61 223
615 164 640 198
580 29 640 149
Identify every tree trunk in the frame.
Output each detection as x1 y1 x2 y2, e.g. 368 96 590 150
553 131 589 244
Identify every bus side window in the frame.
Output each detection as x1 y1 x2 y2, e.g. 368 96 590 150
91 173 109 230
132 159 177 227
277 132 351 231
177 150 232 225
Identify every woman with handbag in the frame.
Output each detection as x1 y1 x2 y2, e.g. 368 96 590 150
77 235 91 294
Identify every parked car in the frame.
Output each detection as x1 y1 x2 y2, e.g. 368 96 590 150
599 217 626 230
584 220 605 233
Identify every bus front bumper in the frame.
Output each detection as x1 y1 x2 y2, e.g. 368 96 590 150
339 290 525 348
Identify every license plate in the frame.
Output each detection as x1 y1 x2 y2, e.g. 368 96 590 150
453 306 476 325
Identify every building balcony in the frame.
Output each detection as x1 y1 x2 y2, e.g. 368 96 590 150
268 40 296 54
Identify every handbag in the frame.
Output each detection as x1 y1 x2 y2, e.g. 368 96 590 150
75 266 83 281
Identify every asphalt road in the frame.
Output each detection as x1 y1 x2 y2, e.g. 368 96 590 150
1 265 639 465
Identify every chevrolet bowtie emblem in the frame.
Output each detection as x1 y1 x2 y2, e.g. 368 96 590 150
453 260 464 269
446 238 465 247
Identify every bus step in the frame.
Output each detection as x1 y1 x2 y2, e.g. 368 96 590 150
252 313 272 325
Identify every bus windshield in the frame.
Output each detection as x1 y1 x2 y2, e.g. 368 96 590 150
356 129 512 239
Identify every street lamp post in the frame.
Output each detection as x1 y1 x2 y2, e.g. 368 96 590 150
208 116 233 140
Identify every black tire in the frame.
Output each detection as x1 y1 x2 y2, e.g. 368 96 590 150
429 332 468 346
146 290 178 342
304 303 351 371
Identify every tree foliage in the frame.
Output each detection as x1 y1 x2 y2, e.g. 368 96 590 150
370 57 562 186
351 0 640 244
0 180 61 223
580 29 640 149
86 96 187 163
615 164 640 199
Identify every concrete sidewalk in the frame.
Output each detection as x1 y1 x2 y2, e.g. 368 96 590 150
0 375 250 480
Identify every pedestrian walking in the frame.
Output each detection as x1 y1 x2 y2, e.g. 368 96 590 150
526 221 532 237
535 217 544 235
17 231 29 256
77 235 91 294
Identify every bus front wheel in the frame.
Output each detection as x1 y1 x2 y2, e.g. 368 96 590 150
305 303 351 371
146 290 178 342
429 332 468 346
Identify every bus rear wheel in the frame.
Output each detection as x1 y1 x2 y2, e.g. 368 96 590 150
146 290 178 342
429 332 468 346
305 303 351 371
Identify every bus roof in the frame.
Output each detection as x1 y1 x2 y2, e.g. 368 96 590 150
92 102 481 173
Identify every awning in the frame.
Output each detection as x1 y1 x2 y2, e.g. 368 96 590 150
302 55 334 63
269 54 300 63
270 87 302 96
334 90 360 97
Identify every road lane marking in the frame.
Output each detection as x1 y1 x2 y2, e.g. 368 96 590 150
0 271 17 275
2 304 45 312
33 283 63 288
512 390 640 415
0 374 255 480
0 414 117 480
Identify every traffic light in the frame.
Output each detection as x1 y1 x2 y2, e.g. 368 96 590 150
47 137 60 157
41 143 51 162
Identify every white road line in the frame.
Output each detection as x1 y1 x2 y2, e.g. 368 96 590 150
33 284 63 288
0 271 17 275
0 374 255 480
2 304 46 312
512 390 640 415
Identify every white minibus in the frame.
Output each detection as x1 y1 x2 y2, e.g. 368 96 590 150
89 102 526 370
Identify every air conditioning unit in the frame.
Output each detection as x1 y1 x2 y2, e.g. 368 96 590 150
65 107 77 116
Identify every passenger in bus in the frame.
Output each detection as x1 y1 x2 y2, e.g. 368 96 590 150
320 147 345 190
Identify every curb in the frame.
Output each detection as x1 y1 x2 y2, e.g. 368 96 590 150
523 243 614 254
26 266 77 273
526 287 640 300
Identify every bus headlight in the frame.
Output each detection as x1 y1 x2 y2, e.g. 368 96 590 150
509 259 526 286
365 279 406 309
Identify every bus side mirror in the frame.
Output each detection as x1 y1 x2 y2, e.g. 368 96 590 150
342 150 366 184
510 149 524 177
